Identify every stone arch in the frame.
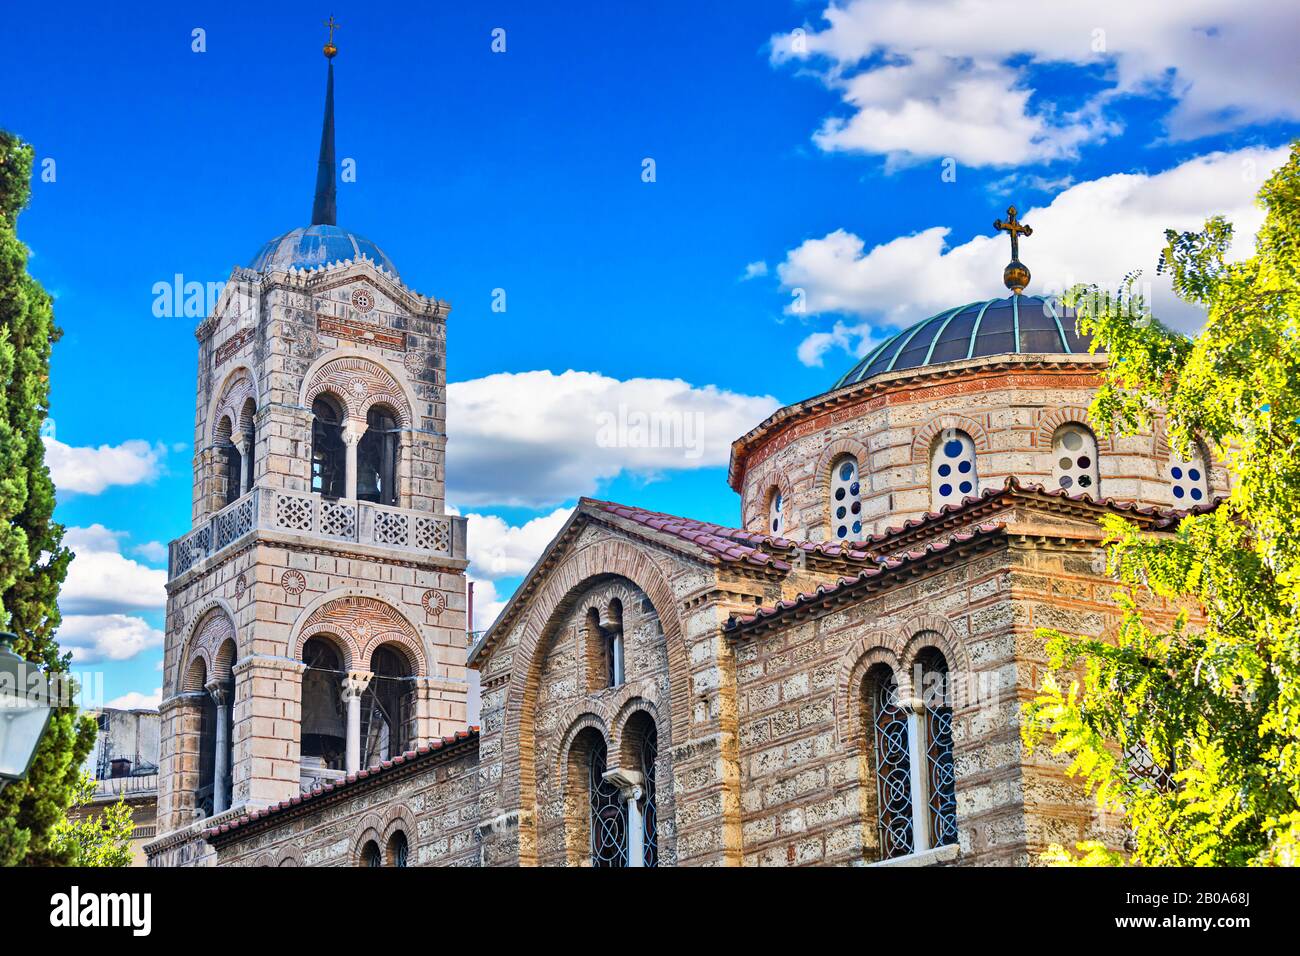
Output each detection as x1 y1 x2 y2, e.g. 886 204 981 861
910 414 990 463
837 632 906 748
553 710 612 785
182 653 210 694
207 366 258 450
211 636 238 684
1036 406 1112 453
380 804 419 863
749 469 794 537
360 631 426 678
288 589 424 673
610 691 666 771
503 536 690 864
352 811 387 866
174 601 238 696
300 352 413 427
898 612 973 711
275 845 304 867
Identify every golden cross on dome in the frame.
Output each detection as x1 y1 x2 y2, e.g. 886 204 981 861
323 15 340 58
993 205 1032 262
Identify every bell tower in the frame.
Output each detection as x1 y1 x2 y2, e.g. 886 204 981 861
153 30 469 844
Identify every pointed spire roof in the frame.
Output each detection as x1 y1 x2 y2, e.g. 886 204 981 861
311 44 337 226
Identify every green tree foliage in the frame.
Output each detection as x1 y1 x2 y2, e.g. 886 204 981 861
46 773 134 867
0 131 95 865
1023 142 1300 866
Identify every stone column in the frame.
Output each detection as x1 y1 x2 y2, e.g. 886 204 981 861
603 768 645 868
343 421 363 501
236 438 252 495
341 671 373 773
205 678 232 815
903 697 932 854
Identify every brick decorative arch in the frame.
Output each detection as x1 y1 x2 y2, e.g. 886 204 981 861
610 689 667 770
275 845 304 867
290 593 424 676
352 812 387 866
175 601 238 694
302 354 412 427
910 414 990 463
502 535 690 864
836 631 906 748
1036 407 1112 453
208 366 257 449
898 612 973 710
812 437 874 533
745 468 794 534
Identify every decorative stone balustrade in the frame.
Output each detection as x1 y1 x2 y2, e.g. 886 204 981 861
168 488 466 580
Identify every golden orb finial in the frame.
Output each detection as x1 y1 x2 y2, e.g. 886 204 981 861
323 15 340 58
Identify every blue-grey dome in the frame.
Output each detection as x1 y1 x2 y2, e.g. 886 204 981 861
248 224 399 278
832 294 1097 390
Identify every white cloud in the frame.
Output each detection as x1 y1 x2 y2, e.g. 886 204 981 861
57 614 164 665
447 371 779 508
741 260 769 281
43 437 164 495
779 144 1288 359
60 525 168 614
452 506 573 580
130 541 168 564
468 578 506 634
107 688 162 710
772 1 1300 166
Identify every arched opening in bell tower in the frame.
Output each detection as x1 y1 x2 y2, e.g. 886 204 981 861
361 644 416 763
301 636 347 772
311 395 347 499
357 404 400 506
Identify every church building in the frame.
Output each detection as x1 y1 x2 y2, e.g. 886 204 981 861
146 36 1225 868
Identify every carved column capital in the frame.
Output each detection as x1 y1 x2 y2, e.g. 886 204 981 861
340 670 374 702
204 679 232 706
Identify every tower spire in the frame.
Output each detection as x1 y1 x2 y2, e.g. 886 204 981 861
311 17 339 226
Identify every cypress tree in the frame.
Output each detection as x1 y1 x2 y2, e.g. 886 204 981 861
0 131 95 866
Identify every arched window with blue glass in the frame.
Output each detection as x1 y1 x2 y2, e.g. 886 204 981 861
829 456 863 541
1169 442 1209 507
930 430 978 510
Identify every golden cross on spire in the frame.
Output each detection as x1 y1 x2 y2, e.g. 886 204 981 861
993 205 1032 262
993 205 1033 293
323 15 340 59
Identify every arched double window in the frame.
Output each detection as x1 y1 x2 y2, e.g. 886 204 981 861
357 405 400 506
1052 424 1099 498
1170 444 1209 506
830 457 863 540
930 431 977 510
866 649 957 860
311 395 347 499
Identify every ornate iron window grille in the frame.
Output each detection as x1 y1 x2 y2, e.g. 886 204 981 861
364 841 382 867
925 703 958 848
641 726 658 867
588 740 626 867
392 832 409 868
872 674 914 859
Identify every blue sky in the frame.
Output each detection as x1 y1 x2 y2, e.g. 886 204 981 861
3 0 1297 706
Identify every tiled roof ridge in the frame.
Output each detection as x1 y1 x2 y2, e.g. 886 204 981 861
725 522 1008 633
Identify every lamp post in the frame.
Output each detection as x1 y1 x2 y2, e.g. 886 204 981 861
0 631 54 795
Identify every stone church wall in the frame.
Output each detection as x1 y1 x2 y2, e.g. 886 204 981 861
730 537 1179 866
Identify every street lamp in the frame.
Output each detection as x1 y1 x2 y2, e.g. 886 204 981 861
0 631 54 794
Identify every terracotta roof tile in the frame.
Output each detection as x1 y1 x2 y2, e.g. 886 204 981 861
203 728 479 842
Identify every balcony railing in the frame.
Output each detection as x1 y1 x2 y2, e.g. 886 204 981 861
168 488 467 579
92 773 159 801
